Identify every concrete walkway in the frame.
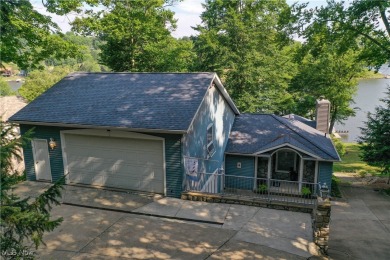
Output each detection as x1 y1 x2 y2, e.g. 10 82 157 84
13 181 319 259
328 185 390 259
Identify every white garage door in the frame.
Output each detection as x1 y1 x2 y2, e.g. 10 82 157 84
64 134 164 193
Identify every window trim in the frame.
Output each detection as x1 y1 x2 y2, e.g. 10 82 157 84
206 123 215 158
275 150 297 173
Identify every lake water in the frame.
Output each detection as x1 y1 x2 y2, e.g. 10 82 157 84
335 78 389 142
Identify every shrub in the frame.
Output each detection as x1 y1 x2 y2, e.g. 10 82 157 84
331 135 346 157
257 184 268 193
301 186 312 196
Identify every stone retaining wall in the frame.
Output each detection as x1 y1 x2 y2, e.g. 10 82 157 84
312 197 331 254
181 191 313 213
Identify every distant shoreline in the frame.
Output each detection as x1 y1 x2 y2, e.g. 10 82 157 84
359 71 387 80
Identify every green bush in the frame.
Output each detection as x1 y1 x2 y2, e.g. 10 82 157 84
257 184 268 193
0 77 14 96
331 175 342 198
301 186 311 196
331 135 346 157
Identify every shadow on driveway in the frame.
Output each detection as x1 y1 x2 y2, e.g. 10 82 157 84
12 181 319 259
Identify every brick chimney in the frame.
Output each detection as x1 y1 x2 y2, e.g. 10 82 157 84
316 97 331 134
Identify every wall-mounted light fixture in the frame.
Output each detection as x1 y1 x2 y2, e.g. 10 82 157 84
49 138 57 150
320 182 329 199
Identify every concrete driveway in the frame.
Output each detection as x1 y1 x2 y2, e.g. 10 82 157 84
13 181 318 259
328 185 390 260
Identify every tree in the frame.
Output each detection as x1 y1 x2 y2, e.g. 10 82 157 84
71 0 195 72
0 121 63 258
19 66 73 102
0 0 80 70
358 87 390 183
48 32 109 72
289 47 365 133
193 0 298 113
282 1 369 133
296 0 390 71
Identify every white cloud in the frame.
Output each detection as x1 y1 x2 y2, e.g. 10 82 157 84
173 0 205 15
31 0 76 33
169 0 205 38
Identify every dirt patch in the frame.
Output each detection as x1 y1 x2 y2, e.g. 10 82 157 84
1 95 27 173
0 95 27 121
334 172 390 190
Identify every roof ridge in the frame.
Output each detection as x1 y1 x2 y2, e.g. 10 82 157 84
240 113 274 116
287 134 321 157
68 72 216 75
271 115 337 159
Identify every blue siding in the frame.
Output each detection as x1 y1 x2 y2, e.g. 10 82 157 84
150 133 183 198
182 84 236 173
318 161 333 191
225 155 255 189
20 125 183 197
20 125 70 183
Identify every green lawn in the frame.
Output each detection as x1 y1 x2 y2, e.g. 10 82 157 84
333 143 381 174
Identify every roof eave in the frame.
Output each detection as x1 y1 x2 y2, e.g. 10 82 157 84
225 150 340 162
10 120 187 134
212 74 240 115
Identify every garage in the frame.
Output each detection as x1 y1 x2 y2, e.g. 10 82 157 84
62 130 165 194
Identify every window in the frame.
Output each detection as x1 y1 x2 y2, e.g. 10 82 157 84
276 150 296 172
206 124 215 157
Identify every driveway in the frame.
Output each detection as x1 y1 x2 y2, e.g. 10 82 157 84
328 183 390 259
13 181 318 259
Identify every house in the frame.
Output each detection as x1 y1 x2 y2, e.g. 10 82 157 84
10 72 339 201
224 113 339 196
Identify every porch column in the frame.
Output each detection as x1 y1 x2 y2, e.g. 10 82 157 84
298 157 304 192
253 157 258 190
267 157 272 188
314 160 319 194
314 160 319 184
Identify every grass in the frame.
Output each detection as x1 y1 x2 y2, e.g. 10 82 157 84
333 143 381 174
358 70 385 79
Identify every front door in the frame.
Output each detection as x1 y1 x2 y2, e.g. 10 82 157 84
32 139 52 181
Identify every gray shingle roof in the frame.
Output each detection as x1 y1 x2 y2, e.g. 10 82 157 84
10 72 222 131
226 114 340 161
283 114 316 128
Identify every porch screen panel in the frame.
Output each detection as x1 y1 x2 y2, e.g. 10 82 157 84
303 160 315 183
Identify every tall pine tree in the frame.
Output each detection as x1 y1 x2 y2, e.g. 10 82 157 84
359 87 390 183
0 122 64 257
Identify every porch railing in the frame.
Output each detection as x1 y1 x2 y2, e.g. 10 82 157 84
184 172 320 206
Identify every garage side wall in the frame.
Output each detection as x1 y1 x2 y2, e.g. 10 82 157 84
20 125 184 198
20 125 70 182
150 133 183 198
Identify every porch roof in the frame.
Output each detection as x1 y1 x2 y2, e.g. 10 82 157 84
226 114 340 161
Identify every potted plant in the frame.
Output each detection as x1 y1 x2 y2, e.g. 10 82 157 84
301 186 312 196
257 184 268 194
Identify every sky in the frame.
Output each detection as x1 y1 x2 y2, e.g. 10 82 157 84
32 0 331 38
